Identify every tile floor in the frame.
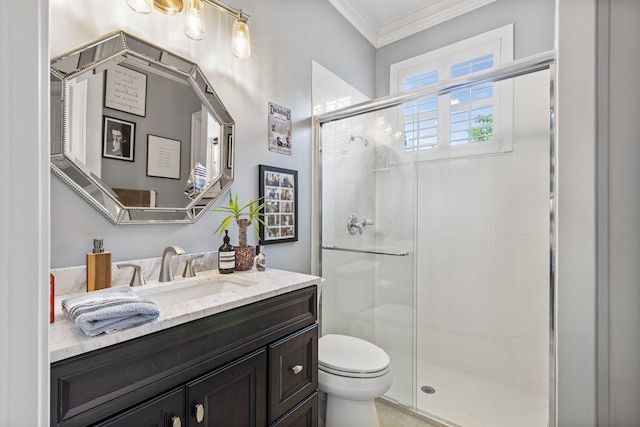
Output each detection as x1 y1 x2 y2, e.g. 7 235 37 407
376 399 442 427
415 361 549 427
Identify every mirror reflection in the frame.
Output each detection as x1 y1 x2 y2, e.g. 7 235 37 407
51 30 234 224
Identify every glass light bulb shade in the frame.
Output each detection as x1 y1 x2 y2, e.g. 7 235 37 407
126 0 153 13
231 20 251 59
183 0 205 40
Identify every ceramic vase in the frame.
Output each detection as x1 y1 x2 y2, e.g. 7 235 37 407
234 246 255 271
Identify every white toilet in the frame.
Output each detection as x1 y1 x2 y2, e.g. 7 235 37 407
318 334 393 427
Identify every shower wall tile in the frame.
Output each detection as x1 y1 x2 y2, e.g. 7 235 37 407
468 174 493 195
416 129 550 393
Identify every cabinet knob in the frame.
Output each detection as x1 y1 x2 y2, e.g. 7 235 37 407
194 403 205 423
171 416 182 427
289 364 303 375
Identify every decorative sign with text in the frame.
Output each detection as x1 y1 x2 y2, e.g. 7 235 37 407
105 65 147 117
268 102 292 155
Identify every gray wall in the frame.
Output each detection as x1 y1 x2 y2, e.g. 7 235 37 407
0 0 50 425
605 0 640 424
556 1 598 424
375 0 555 97
50 0 375 270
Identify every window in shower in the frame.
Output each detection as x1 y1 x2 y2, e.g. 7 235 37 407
390 24 514 160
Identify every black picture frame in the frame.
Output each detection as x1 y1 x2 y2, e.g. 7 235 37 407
259 165 298 245
102 116 135 162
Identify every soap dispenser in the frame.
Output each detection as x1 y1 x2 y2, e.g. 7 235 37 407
86 238 112 291
218 230 235 274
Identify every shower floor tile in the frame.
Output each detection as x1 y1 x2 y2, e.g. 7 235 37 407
416 360 548 427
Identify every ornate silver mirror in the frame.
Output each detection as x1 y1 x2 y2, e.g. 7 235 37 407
50 30 234 224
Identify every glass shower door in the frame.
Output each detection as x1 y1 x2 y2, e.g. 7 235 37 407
319 108 417 407
316 60 553 427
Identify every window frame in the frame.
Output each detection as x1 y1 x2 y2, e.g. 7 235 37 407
389 24 514 161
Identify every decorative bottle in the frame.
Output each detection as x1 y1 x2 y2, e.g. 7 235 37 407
255 245 266 272
218 230 235 274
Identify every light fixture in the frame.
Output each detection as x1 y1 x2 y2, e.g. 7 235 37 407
126 0 251 58
126 0 153 14
230 12 250 59
154 0 183 14
183 0 205 40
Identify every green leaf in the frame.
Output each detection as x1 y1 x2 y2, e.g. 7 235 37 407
211 192 268 238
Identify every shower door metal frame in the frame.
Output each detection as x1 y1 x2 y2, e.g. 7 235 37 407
312 49 558 427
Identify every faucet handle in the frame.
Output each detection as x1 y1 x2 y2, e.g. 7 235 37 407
347 214 363 235
183 254 204 278
117 263 146 287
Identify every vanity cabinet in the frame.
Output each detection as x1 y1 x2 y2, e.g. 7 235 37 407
186 348 267 426
51 286 318 427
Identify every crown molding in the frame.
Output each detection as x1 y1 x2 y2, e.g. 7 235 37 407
328 0 498 48
327 0 382 47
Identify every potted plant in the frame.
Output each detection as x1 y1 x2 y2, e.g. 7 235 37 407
214 193 268 270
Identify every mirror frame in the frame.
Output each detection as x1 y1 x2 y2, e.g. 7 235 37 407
50 30 234 224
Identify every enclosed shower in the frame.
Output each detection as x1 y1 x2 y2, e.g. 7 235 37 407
313 53 555 427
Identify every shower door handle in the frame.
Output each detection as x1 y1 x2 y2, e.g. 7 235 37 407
322 245 410 256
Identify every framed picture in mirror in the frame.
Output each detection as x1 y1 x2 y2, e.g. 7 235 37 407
146 135 181 179
259 165 298 245
103 116 135 162
104 65 147 117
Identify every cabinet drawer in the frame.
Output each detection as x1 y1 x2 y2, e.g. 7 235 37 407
270 393 318 427
92 387 185 427
268 324 318 423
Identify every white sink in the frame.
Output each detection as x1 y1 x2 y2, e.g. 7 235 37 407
134 276 257 307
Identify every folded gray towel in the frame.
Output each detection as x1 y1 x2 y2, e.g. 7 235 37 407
61 286 160 336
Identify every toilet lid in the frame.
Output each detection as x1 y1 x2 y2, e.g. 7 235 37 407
318 334 390 375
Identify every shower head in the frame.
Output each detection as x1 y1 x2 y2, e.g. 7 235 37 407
349 134 369 147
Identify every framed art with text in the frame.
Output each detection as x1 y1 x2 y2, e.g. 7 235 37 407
104 64 147 117
146 135 181 179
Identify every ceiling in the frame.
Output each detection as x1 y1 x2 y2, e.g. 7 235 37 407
327 0 497 48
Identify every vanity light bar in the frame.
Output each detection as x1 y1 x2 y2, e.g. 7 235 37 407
126 0 251 58
202 0 250 21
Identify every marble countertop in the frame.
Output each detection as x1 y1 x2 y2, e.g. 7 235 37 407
50 268 322 363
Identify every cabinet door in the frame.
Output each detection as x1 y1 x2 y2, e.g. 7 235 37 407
270 393 318 427
268 324 318 423
187 349 267 427
93 387 185 427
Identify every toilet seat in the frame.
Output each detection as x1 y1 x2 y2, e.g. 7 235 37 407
318 334 390 378
319 363 390 378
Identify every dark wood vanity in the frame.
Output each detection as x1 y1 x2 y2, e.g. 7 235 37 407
50 286 318 427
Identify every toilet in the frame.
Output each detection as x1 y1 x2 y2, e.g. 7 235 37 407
318 334 393 427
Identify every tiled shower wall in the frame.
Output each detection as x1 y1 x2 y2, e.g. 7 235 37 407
413 71 550 395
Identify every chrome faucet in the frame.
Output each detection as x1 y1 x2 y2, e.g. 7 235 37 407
159 245 185 282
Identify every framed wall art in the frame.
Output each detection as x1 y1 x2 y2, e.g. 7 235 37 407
146 135 181 179
259 165 298 244
267 102 292 155
104 64 147 117
102 116 135 162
